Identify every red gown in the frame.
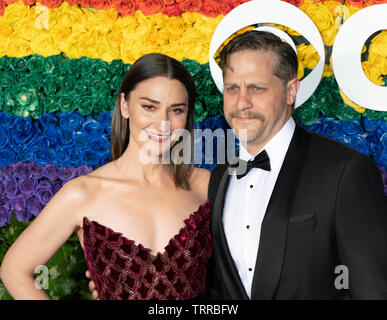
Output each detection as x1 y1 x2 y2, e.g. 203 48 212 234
82 201 212 300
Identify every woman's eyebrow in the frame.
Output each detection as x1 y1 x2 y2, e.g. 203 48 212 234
139 97 160 104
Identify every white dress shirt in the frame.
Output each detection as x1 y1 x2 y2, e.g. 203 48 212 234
222 117 296 298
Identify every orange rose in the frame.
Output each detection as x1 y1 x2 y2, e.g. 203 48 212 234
137 0 165 15
66 0 78 5
78 0 90 7
90 0 112 9
218 0 234 14
112 0 136 16
163 0 174 4
22 0 36 5
162 2 182 16
41 0 63 8
0 0 4 16
346 0 367 7
283 0 304 6
4 0 18 4
200 0 219 17
178 0 202 12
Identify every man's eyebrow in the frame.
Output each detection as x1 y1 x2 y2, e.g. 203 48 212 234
139 97 160 104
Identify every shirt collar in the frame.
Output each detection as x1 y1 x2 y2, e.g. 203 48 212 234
239 117 296 170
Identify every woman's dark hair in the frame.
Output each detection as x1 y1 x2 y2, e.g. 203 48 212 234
110 53 196 190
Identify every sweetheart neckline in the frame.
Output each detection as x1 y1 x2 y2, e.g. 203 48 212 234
82 200 210 258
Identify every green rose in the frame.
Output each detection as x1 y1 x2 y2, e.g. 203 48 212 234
25 55 45 73
43 95 59 114
61 59 81 78
15 87 39 112
58 95 76 113
108 59 124 76
90 60 112 81
9 57 28 72
42 76 60 95
78 96 93 116
337 103 361 121
293 101 320 126
182 59 202 76
194 100 208 123
0 72 15 89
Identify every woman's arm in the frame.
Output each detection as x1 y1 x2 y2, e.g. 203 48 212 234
0 177 87 299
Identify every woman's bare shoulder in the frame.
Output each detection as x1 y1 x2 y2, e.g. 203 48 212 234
190 167 211 201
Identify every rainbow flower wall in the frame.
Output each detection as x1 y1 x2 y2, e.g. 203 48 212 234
0 0 386 299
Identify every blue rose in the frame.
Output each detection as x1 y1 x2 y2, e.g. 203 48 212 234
10 117 38 145
32 148 54 166
342 120 363 136
83 116 104 137
74 132 91 151
15 145 33 162
0 112 14 128
321 118 343 139
89 135 110 153
28 136 50 150
347 134 369 156
60 112 84 131
0 126 9 149
44 127 60 145
363 118 380 133
40 113 59 130
69 149 82 167
54 147 70 166
0 147 17 167
60 128 74 145
82 150 99 166
99 111 112 133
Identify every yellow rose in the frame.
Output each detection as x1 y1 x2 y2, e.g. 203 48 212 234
296 43 320 70
112 15 136 33
339 89 366 113
132 11 152 37
362 61 384 85
324 0 347 16
346 4 362 17
57 4 88 34
0 23 13 57
120 39 137 64
369 30 387 57
3 1 30 24
321 24 338 46
30 31 61 57
297 60 305 80
50 25 72 50
323 63 333 78
165 16 184 36
5 34 33 57
305 3 334 32
12 17 39 41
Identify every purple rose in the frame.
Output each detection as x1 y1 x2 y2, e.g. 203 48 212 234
0 199 12 227
11 196 31 222
14 162 32 179
4 164 15 177
19 176 37 195
4 177 19 198
0 180 3 195
26 196 43 217
30 163 43 178
76 165 93 176
36 181 54 205
53 180 64 194
58 166 76 181
43 163 59 181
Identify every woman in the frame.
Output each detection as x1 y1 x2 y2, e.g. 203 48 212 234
0 53 212 300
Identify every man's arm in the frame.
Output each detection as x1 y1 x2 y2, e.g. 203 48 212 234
335 154 387 299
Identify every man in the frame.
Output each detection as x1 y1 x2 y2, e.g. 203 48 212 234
206 30 387 299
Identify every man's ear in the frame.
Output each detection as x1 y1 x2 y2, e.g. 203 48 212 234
286 78 300 106
120 93 129 119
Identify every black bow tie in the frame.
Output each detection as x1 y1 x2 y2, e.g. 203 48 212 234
230 149 271 179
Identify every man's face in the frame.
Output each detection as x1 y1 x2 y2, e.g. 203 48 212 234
223 49 299 153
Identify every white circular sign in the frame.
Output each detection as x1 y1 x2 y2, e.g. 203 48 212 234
209 0 325 108
332 4 387 112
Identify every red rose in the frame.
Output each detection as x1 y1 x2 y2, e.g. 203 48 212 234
367 0 386 5
90 0 112 9
78 0 90 7
218 0 234 14
137 0 165 15
41 0 63 8
282 0 304 6
162 2 183 16
346 0 367 7
0 0 4 16
200 0 220 17
112 0 136 16
178 0 203 12
22 0 36 5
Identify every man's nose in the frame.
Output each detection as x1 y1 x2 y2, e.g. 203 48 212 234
236 88 252 110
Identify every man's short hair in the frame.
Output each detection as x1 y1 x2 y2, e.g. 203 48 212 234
219 30 298 86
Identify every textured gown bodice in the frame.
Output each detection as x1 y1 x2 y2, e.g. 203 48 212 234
82 201 212 300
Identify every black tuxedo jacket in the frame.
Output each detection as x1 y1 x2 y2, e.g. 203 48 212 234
206 124 387 299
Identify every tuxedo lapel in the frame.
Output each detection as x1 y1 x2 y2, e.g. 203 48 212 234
212 164 249 299
250 125 311 299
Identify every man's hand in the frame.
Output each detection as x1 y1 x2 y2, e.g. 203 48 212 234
86 270 99 300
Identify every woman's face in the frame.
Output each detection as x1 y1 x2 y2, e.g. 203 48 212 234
121 76 189 160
